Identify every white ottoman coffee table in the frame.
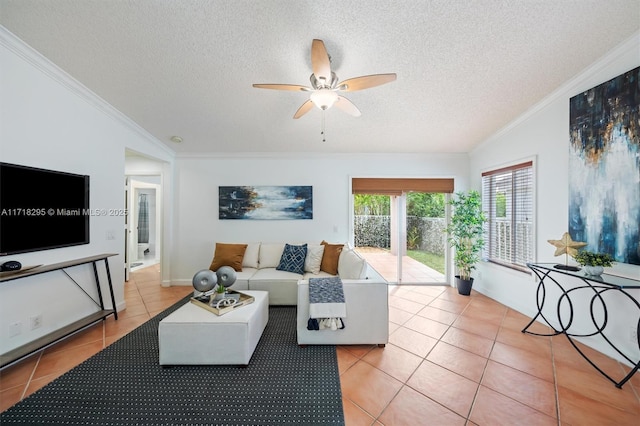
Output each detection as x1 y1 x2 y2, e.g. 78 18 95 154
158 290 268 366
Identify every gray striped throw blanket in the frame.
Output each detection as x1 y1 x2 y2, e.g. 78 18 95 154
307 276 346 331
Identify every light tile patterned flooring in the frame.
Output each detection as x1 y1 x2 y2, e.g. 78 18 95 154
356 247 446 284
2 265 639 425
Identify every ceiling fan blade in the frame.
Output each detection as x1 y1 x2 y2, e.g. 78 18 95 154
293 100 315 119
334 96 361 117
311 39 332 85
338 73 397 91
252 84 311 91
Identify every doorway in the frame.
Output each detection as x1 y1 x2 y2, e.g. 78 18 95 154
125 176 162 278
351 178 452 285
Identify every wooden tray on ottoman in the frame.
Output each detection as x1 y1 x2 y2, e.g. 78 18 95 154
190 290 255 315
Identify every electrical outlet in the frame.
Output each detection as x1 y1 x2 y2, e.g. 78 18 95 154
9 321 22 337
30 314 43 330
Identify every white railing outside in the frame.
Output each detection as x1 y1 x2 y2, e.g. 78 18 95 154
490 218 533 265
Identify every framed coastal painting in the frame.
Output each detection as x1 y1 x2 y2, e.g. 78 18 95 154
218 186 313 220
568 66 639 265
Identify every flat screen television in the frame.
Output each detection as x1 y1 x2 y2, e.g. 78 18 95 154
0 162 90 256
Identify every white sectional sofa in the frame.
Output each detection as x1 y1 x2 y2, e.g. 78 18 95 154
207 241 389 346
296 277 388 346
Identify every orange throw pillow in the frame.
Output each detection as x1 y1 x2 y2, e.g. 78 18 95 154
209 243 248 272
320 240 344 275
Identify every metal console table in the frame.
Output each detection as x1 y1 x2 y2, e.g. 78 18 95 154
0 253 118 369
524 263 640 388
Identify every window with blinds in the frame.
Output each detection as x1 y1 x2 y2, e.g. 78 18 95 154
482 161 534 271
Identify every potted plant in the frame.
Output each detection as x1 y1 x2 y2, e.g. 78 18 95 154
444 190 486 295
213 283 226 300
573 250 614 275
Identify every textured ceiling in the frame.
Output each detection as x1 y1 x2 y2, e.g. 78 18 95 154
1 1 639 154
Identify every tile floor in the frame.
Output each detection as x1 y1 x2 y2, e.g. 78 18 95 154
356 247 446 284
1 265 639 425
341 285 640 425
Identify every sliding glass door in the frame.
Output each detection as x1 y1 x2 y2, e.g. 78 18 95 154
353 194 397 281
401 192 446 284
353 187 447 285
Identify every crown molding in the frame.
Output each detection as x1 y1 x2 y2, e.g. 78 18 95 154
0 25 175 158
175 151 468 160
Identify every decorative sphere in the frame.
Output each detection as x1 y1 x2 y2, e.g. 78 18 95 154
216 266 237 288
192 269 217 293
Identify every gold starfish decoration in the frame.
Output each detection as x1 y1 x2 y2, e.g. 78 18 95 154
548 232 587 257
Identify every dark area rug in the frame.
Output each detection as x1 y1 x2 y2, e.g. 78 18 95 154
1 297 345 425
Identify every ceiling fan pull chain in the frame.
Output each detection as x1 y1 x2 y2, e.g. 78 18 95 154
321 110 326 142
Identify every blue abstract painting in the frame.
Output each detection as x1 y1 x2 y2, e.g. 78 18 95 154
219 186 313 220
568 66 639 265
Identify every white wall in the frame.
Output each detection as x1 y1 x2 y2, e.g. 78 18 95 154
171 153 469 283
0 28 174 353
469 31 640 364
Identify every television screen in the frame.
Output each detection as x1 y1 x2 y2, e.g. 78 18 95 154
0 162 90 256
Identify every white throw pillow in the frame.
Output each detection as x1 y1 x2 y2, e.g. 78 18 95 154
258 243 285 268
304 244 325 274
242 242 260 269
338 248 367 279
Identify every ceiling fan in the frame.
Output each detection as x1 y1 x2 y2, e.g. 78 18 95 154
253 39 396 119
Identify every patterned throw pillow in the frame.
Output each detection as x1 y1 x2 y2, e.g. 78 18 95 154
276 243 308 275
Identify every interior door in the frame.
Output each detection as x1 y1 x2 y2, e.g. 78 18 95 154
124 177 130 281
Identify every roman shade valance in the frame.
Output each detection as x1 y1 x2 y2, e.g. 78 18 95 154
351 178 454 195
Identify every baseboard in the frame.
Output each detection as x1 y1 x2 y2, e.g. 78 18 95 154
167 279 192 287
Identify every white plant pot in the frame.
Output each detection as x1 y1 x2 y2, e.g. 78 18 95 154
583 265 604 276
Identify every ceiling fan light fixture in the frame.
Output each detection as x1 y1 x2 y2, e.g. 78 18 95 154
310 89 338 110
253 39 396 121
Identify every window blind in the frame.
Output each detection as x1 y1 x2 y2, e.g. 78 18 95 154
482 161 534 271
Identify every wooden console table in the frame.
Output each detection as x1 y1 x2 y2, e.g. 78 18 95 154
0 253 118 369
524 263 640 388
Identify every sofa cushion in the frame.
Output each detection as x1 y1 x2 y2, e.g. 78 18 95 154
338 248 367 279
276 243 307 275
259 243 285 268
320 241 344 275
303 270 334 280
249 268 303 282
248 268 301 305
209 243 248 272
304 244 325 274
227 268 257 291
242 243 260 269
